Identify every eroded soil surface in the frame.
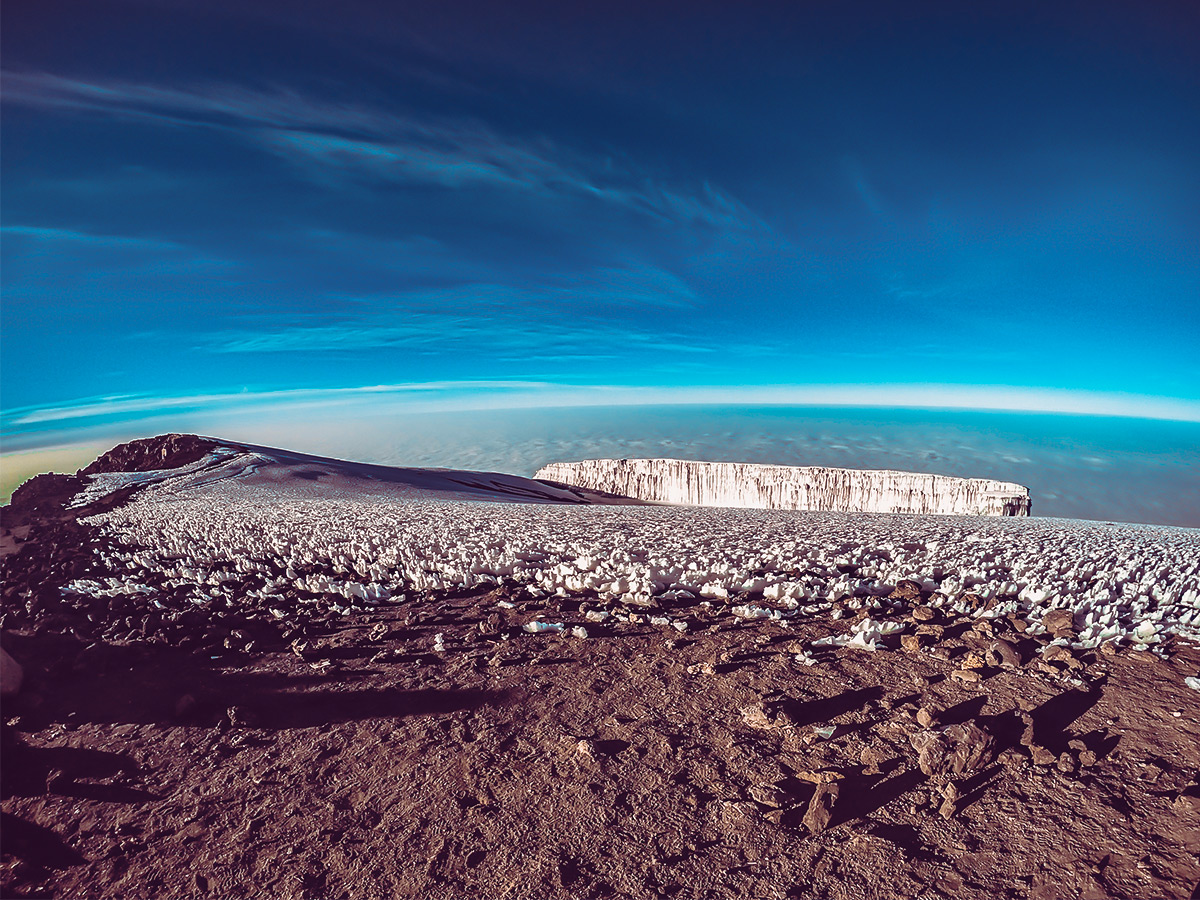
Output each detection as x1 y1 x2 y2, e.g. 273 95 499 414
3 495 1200 899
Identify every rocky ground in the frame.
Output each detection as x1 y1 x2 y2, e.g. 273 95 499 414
2 472 1200 899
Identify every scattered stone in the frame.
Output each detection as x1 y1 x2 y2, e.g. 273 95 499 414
916 708 938 728
802 783 839 834
1142 761 1165 782
1042 645 1072 663
740 705 776 730
911 722 995 778
889 581 922 603
916 624 945 640
938 781 961 819
1172 790 1200 815
970 620 995 638
900 634 926 652
796 770 844 784
1029 745 1056 767
961 593 994 612
368 622 388 641
950 669 982 686
911 607 937 622
960 651 986 670
1042 609 1074 635
859 745 886 775
749 784 788 808
1057 752 1077 774
985 639 1022 668
687 662 717 675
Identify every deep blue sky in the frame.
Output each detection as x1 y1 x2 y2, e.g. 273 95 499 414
3 0 1199 446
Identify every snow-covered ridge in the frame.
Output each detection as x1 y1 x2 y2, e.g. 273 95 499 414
534 459 1031 516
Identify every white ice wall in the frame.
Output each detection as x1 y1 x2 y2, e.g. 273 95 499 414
534 459 1031 516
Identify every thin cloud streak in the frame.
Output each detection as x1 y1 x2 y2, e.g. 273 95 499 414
1 225 180 250
3 69 762 232
7 383 1200 433
200 268 700 354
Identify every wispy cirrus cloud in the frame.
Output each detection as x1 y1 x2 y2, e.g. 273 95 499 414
1 381 563 427
2 70 763 233
202 266 701 354
8 383 1200 437
0 224 180 251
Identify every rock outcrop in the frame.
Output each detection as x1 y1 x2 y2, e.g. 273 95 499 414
80 434 223 476
534 459 1031 516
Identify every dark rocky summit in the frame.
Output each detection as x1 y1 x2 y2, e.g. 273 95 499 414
79 433 224 476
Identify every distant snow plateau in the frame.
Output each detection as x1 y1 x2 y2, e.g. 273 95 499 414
535 458 1031 516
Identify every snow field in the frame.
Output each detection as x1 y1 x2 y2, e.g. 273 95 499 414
78 474 1200 653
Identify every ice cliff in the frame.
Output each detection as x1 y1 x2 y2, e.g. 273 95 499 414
534 459 1031 517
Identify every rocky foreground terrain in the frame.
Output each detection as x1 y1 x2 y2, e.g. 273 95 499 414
2 436 1199 899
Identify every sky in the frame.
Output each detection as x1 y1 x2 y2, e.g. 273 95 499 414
2 0 1199 451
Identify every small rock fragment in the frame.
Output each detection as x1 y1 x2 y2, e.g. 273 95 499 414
1042 645 1072 663
889 581 922 603
938 781 961 819
741 705 776 730
749 784 788 808
1042 609 1074 635
859 745 886 775
916 707 938 728
950 669 982 685
912 607 936 622
911 722 994 777
796 770 844 784
802 783 839 834
960 651 986 670
1029 744 1056 767
985 639 1022 668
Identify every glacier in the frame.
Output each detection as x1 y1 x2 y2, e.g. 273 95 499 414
534 459 1031 517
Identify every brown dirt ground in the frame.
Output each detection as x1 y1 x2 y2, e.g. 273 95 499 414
3 498 1200 899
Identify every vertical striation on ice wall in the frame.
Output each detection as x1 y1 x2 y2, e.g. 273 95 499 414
534 459 1031 516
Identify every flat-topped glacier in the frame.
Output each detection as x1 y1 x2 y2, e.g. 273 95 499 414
535 458 1031 516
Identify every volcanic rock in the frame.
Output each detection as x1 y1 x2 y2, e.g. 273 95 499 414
802 783 840 833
